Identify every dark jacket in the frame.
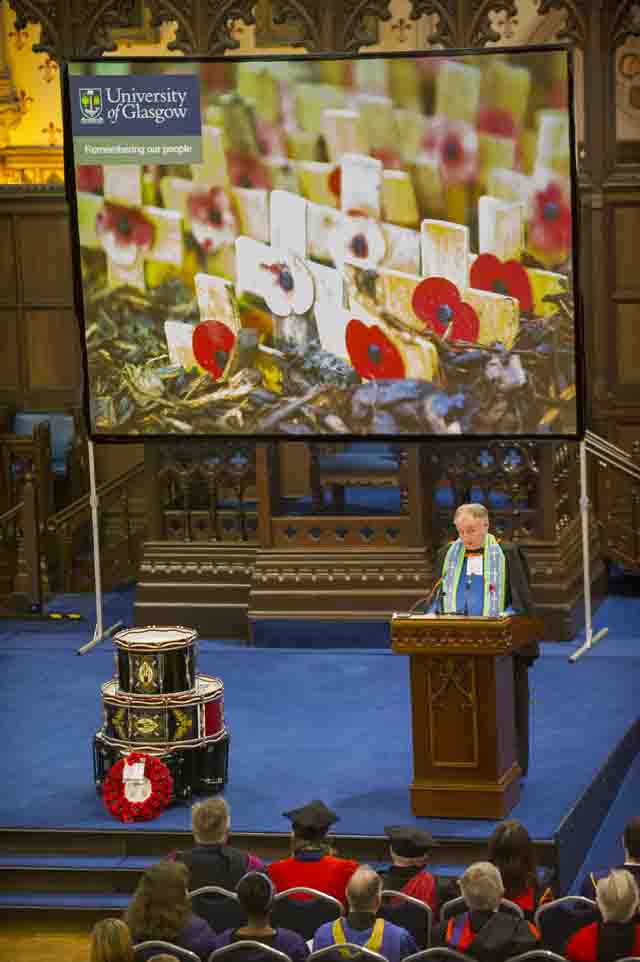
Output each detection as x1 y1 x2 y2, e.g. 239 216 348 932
432 909 539 962
565 920 640 962
173 844 264 891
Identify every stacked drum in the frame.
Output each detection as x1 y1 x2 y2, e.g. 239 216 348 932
93 626 229 799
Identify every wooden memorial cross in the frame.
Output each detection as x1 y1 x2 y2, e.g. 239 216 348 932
77 165 183 291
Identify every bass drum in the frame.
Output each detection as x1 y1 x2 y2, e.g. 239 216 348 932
93 731 230 800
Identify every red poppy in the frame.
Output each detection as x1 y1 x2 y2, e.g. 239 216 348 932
346 318 405 380
192 320 236 380
422 117 478 185
529 182 572 253
186 187 238 252
96 202 154 250
477 107 517 139
76 165 103 193
328 165 341 199
412 276 480 342
470 253 533 312
226 150 271 190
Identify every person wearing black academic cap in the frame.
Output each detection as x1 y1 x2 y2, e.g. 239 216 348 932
267 800 359 908
381 826 454 917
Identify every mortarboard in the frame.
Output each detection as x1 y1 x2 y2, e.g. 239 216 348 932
384 825 437 857
283 799 339 832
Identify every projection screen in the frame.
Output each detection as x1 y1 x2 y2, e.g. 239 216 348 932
63 48 581 440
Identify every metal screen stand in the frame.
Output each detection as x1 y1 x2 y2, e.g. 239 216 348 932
569 440 609 662
77 440 123 655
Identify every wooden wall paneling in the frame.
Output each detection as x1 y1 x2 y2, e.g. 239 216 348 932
615 303 640 386
16 213 73 305
279 441 311 498
613 204 640 289
0 307 20 392
0 214 16 304
25 307 79 391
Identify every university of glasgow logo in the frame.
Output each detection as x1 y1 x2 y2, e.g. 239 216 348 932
79 87 104 123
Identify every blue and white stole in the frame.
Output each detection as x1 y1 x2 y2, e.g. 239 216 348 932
441 533 507 616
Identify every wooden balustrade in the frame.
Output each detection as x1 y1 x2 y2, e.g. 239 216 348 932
0 473 42 615
46 462 145 592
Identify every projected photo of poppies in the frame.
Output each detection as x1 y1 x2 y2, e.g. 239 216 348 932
68 49 578 439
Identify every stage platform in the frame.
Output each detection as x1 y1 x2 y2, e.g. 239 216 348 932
1 587 639 913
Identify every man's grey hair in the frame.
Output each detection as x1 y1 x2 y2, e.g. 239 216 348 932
454 503 489 524
191 796 230 844
459 862 504 911
346 865 383 913
596 869 640 922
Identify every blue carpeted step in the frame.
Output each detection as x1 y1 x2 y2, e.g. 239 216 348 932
0 854 157 871
0 891 130 909
569 748 640 894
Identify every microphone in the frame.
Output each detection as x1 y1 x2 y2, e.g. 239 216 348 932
409 577 443 614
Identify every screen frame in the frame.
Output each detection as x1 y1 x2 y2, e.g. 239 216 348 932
61 45 585 445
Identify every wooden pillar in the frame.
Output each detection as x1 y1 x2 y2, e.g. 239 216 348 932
255 442 280 548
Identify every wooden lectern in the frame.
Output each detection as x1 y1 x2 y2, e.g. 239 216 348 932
391 613 542 819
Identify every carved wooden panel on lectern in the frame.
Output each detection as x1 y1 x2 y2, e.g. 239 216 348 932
428 655 479 768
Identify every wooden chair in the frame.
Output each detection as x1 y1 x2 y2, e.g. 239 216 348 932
309 442 407 513
0 419 54 520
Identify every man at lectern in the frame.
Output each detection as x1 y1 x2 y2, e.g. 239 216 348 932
430 503 538 776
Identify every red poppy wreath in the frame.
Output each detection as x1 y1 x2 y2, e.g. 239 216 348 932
103 752 173 823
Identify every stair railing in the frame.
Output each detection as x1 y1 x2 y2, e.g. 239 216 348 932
0 472 42 613
585 430 640 566
46 462 145 592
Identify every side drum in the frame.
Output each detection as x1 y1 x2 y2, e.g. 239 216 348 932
100 674 225 748
113 626 198 694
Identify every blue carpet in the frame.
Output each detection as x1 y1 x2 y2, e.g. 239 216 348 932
569 746 640 894
0 631 638 850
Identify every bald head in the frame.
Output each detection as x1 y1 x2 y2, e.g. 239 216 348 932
346 866 382 914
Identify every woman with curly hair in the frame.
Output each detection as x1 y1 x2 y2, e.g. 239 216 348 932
487 820 553 920
125 860 217 961
90 918 134 962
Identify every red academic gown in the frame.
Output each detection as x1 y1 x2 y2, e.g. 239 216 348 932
268 850 358 907
565 921 640 962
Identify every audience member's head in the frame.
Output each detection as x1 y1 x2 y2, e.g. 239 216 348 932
385 825 436 867
147 957 180 962
487 819 536 897
623 817 640 863
596 870 640 923
125 860 191 942
192 796 230 845
283 799 338 850
346 866 383 915
459 862 505 912
90 918 133 962
236 871 275 922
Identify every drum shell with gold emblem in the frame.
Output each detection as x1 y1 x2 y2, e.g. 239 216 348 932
100 674 225 749
113 626 198 695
